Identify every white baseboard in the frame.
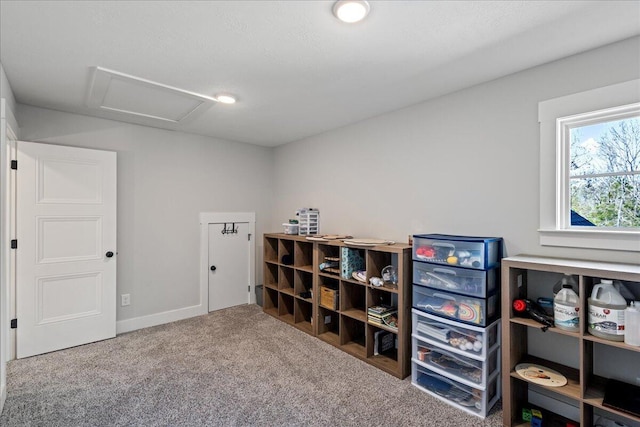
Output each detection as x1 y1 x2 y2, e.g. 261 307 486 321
116 304 207 335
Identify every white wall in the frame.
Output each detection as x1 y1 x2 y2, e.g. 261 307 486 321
16 105 274 324
273 36 640 265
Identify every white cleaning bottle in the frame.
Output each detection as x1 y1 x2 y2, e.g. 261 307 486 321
554 283 579 332
588 279 627 341
624 301 640 347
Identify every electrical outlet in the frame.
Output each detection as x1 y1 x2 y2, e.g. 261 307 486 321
121 294 131 306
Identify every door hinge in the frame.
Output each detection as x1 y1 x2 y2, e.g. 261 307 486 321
10 239 17 249
248 233 251 241
10 160 17 170
248 285 250 292
10 319 17 329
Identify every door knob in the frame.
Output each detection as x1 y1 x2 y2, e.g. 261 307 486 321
106 251 114 258
210 265 217 271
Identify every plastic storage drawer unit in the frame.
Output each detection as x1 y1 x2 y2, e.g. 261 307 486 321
412 365 500 418
413 337 499 388
413 284 498 326
412 309 500 360
413 234 502 270
413 262 498 298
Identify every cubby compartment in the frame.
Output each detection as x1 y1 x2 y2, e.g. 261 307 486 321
341 315 366 358
341 247 365 280
278 293 294 324
319 275 339 310
369 324 398 366
340 281 366 321
294 241 313 271
367 249 393 279
368 286 397 308
413 234 502 270
294 269 313 301
295 299 313 334
278 239 294 265
413 284 498 326
264 262 278 289
264 287 278 317
318 243 341 276
512 325 582 400
413 309 500 360
414 262 498 298
264 237 279 263
318 306 340 346
412 365 500 418
279 266 295 295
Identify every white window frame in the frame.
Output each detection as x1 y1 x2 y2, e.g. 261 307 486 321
538 79 640 252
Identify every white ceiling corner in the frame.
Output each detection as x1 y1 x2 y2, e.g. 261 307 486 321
86 66 216 123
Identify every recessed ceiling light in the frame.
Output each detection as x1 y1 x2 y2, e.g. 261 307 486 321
333 0 370 23
215 94 237 104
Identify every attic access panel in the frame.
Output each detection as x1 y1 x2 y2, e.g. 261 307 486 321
86 66 216 123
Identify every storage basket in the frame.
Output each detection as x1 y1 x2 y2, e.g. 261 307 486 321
320 286 338 310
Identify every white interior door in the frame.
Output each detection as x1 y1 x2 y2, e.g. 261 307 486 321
16 141 117 358
208 222 250 311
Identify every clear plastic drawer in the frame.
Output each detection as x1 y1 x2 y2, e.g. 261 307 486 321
413 262 498 298
412 309 500 360
413 336 499 388
413 234 501 270
412 364 500 418
412 285 499 326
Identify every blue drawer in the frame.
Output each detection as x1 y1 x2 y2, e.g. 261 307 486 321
413 262 498 298
412 284 499 326
413 234 502 270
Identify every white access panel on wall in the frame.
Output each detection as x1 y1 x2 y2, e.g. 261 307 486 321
16 141 117 358
200 212 255 312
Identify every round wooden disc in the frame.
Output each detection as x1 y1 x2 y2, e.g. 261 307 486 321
515 363 567 387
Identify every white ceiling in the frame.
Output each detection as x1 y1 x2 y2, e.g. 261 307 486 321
1 1 639 147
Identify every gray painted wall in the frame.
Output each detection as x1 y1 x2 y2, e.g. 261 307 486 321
272 36 640 265
16 105 274 321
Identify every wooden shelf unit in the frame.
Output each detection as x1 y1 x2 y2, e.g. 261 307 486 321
263 233 411 379
501 255 640 427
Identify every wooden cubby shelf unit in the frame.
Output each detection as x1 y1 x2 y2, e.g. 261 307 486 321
263 233 411 379
502 255 640 427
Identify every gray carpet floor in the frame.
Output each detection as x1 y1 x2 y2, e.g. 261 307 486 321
0 304 502 426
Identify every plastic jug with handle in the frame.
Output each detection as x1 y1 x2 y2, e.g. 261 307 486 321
588 279 626 341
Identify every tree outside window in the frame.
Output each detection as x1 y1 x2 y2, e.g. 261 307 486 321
569 115 640 229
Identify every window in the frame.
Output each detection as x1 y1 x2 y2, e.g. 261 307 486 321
539 79 640 252
561 105 639 229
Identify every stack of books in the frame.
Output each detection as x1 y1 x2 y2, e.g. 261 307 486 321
368 305 398 330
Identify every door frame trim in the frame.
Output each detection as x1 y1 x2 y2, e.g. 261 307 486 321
199 212 256 312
